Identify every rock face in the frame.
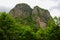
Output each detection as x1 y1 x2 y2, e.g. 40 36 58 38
9 3 32 18
9 3 51 28
32 6 51 28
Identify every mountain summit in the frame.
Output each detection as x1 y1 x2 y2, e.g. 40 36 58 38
9 3 51 28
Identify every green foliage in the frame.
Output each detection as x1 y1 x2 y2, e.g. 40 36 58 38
47 17 56 27
0 12 36 40
54 16 60 26
0 12 60 40
15 16 40 32
0 12 18 40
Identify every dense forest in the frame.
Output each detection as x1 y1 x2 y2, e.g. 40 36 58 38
0 12 60 40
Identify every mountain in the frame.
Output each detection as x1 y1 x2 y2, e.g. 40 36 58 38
9 3 51 28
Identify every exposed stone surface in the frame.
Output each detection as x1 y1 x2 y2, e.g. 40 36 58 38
32 6 51 23
9 3 32 18
9 3 51 28
32 6 51 28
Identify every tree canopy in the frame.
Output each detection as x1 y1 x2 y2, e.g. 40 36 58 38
0 12 60 40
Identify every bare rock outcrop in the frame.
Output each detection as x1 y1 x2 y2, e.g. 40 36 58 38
9 3 51 28
32 6 51 28
9 3 32 18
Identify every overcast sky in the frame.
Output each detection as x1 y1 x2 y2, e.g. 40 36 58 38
0 0 60 17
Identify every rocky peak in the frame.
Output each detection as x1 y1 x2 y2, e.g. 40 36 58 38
9 3 32 18
9 3 51 28
32 6 51 23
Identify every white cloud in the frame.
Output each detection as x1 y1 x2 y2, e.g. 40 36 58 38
0 0 58 9
50 9 60 17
